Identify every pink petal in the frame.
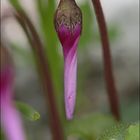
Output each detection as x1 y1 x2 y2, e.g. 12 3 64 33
64 44 77 119
0 47 26 140
1 93 26 140
57 24 81 119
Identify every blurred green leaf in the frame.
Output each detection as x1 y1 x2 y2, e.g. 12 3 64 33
36 0 64 119
97 123 139 140
79 2 94 48
9 0 21 10
11 43 34 64
108 25 120 41
36 0 61 82
16 102 40 121
125 123 139 140
66 113 116 140
36 0 62 82
97 123 129 140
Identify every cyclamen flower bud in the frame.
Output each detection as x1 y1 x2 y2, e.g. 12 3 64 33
0 46 25 140
54 0 82 120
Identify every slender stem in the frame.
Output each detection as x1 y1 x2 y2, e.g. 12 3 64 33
14 12 64 140
91 0 120 121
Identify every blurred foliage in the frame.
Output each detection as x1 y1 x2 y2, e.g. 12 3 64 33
66 114 139 140
66 113 116 140
121 101 139 122
98 123 139 140
11 43 34 65
16 102 40 121
98 123 129 140
79 2 94 48
9 0 21 10
124 123 139 140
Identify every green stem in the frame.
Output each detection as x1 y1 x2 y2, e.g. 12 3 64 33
91 0 120 121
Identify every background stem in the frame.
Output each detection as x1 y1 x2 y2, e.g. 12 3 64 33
91 0 120 121
15 11 65 140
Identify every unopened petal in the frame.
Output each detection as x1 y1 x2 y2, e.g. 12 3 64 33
64 49 77 119
1 89 26 140
64 35 80 120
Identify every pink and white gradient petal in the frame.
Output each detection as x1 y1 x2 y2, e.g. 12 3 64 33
57 24 81 119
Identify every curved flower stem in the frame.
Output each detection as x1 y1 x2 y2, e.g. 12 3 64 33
14 11 64 140
91 0 120 121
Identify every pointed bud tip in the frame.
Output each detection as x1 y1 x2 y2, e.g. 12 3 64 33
66 109 73 120
67 115 73 120
65 93 76 120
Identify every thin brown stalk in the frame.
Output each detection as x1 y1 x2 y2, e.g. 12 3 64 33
91 0 120 121
14 11 64 140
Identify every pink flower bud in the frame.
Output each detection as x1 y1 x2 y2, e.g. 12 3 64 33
54 0 82 120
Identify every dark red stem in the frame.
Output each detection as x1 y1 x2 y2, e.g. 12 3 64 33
15 11 64 140
91 0 120 121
